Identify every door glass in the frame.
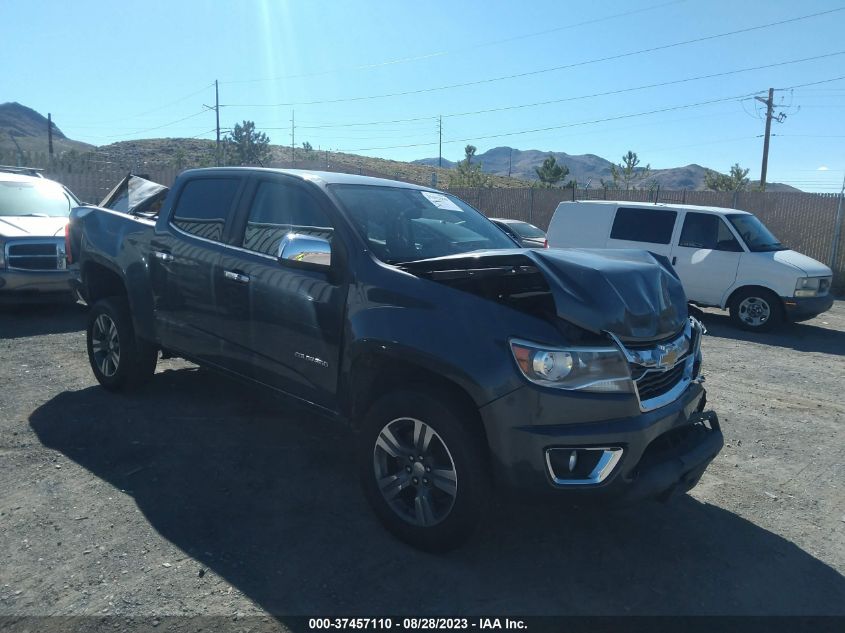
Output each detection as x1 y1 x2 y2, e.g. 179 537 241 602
242 181 334 257
171 178 240 242
679 213 741 251
610 207 676 244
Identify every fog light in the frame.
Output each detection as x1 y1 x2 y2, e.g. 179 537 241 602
568 450 578 472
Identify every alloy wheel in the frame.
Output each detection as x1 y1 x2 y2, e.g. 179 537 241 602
91 314 121 377
373 417 458 527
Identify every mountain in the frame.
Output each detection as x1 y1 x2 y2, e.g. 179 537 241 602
414 147 800 192
0 102 94 157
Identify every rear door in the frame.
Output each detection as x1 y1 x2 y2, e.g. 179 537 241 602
220 174 347 408
670 211 743 305
606 206 678 257
150 175 245 366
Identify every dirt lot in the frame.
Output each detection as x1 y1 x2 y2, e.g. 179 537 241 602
0 301 843 621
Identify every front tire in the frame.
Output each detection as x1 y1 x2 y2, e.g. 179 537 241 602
86 297 158 391
729 288 782 332
358 388 489 552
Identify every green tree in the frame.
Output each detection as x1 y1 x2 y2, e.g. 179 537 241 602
534 155 569 187
224 120 271 166
448 144 491 187
704 163 750 191
302 141 314 157
610 150 650 190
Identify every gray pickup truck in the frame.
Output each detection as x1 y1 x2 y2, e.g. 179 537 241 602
69 167 723 550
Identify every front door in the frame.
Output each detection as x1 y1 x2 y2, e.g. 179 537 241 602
223 176 346 408
670 212 743 305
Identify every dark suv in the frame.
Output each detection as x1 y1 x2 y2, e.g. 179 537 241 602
70 168 723 550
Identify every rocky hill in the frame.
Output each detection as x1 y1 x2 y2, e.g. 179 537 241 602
415 146 799 192
1 102 799 191
0 102 93 157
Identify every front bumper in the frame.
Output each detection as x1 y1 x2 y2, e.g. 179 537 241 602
479 383 723 503
782 294 834 322
0 268 76 301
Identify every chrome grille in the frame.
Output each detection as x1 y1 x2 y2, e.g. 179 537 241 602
610 317 704 412
634 363 686 402
6 240 65 271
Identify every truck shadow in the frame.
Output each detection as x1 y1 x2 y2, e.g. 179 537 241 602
698 311 845 356
0 301 87 339
29 367 845 617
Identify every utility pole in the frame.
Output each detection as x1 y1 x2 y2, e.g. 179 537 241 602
438 116 442 169
291 110 295 167
755 88 787 192
508 148 513 178
47 113 54 160
215 80 221 166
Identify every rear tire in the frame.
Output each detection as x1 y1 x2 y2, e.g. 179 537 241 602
358 387 489 552
729 288 782 332
86 297 158 391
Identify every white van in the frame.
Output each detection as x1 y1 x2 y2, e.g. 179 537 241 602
546 201 834 331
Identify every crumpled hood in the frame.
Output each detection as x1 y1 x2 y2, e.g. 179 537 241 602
771 249 832 277
526 248 688 341
0 215 68 238
400 248 688 342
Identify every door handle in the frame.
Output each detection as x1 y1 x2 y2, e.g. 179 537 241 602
153 250 174 262
223 270 250 284
672 256 677 265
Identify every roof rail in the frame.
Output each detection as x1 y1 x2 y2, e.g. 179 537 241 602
0 165 45 178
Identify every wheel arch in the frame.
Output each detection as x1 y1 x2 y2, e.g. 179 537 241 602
344 353 489 448
724 284 784 311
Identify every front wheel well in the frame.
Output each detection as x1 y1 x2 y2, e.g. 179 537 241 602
347 357 487 443
725 285 784 311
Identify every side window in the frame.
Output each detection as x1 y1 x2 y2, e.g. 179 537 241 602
679 213 742 251
242 180 333 257
171 178 239 242
610 207 677 244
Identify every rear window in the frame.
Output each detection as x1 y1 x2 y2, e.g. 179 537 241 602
171 178 240 243
0 179 77 217
610 207 677 244
507 221 545 239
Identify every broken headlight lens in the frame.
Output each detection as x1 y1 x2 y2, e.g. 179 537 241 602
510 339 633 393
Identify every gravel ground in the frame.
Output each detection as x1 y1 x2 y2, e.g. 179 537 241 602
0 301 843 621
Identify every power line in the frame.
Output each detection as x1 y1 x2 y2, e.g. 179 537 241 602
218 0 689 85
227 50 844 135
334 74 845 152
108 110 209 139
336 90 763 152
222 7 844 108
437 51 845 121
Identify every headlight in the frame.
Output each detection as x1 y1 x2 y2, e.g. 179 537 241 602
510 339 633 393
795 277 821 297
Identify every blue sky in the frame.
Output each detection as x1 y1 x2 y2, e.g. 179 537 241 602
3 0 845 191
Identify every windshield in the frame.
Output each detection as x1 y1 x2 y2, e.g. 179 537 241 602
330 184 517 263
726 213 787 252
0 179 78 217
506 221 545 239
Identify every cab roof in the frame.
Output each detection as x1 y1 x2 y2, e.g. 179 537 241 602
181 167 439 192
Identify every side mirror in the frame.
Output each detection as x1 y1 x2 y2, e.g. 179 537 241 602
277 233 332 268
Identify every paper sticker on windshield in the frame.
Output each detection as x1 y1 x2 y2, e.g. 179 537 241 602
421 191 462 212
